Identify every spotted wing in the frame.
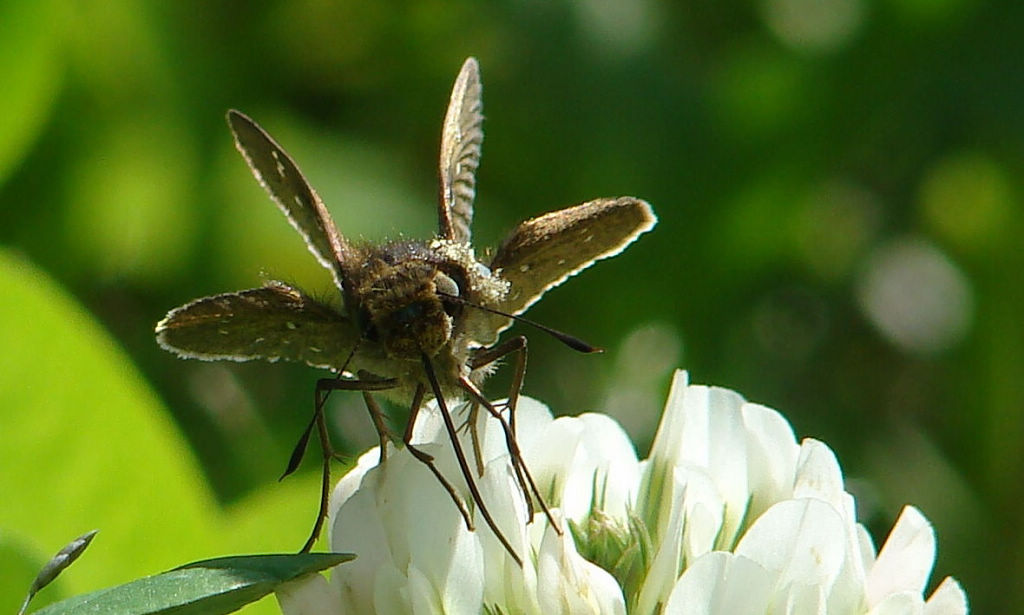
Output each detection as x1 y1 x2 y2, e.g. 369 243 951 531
156 281 357 370
227 110 355 300
437 57 483 244
475 197 656 343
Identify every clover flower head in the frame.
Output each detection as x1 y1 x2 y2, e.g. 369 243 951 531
279 370 967 614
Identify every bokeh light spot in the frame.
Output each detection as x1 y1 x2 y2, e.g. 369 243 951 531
574 0 660 57
919 151 1014 253
760 0 866 53
856 237 973 355
712 46 805 138
63 115 197 285
795 179 882 279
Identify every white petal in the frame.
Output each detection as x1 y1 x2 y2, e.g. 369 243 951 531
923 577 969 615
331 439 483 613
277 572 342 615
679 469 726 558
643 372 750 544
857 523 878 569
330 463 393 612
572 413 642 518
866 506 936 605
775 582 827 614
476 456 531 605
373 562 411 615
664 552 773 615
485 396 555 462
416 515 485 615
741 402 800 520
407 564 444 615
790 438 870 609
634 469 688 614
329 445 385 523
392 449 485 612
408 399 448 446
866 591 923 615
536 522 626 614
735 499 848 591
522 415 587 515
792 439 846 511
646 370 691 469
525 411 640 522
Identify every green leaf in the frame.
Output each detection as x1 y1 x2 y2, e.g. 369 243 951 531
30 553 352 615
0 0 63 186
0 249 219 601
0 239 342 615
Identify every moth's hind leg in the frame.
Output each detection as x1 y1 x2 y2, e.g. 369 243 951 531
465 336 562 535
470 335 528 433
401 384 475 532
287 375 396 553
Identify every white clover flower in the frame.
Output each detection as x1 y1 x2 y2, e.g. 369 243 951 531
278 370 967 614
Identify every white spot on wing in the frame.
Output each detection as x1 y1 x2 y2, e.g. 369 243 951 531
271 150 286 178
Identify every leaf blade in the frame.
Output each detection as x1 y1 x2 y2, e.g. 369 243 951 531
31 553 353 615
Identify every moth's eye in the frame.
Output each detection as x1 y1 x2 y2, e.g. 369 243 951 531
434 272 459 298
435 272 462 317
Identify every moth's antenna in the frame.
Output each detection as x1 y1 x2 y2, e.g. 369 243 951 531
439 293 602 353
337 332 365 376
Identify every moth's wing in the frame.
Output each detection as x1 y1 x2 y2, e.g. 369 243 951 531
474 197 656 342
227 110 355 298
437 57 483 243
156 281 356 370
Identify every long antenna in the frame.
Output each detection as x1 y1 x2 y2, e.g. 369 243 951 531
440 293 602 354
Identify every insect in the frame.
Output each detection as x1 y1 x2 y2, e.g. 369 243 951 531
156 58 656 564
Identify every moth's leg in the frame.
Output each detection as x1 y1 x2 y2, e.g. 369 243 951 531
458 374 532 520
470 335 528 435
421 355 523 567
467 336 551 526
466 336 526 478
457 401 485 477
401 384 474 532
360 392 393 463
291 375 396 553
458 368 563 536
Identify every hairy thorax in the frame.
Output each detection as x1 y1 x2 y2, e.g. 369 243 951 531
346 239 509 399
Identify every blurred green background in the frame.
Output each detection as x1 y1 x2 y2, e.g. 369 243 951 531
1 0 1020 612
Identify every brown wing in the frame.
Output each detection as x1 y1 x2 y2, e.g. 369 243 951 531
155 281 357 370
473 197 656 343
227 110 355 300
437 57 483 244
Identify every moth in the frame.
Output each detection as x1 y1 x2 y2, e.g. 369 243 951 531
156 58 656 563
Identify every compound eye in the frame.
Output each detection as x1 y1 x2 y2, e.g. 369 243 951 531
435 271 463 317
434 272 460 298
